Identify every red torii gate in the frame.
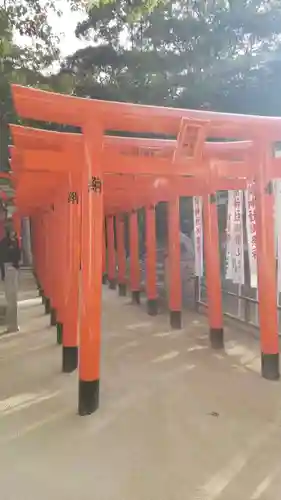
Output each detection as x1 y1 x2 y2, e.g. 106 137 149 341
10 123 248 335
10 84 281 416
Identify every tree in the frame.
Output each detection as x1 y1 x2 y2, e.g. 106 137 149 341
85 0 165 18
0 0 83 170
197 45 281 116
63 0 281 116
61 0 281 240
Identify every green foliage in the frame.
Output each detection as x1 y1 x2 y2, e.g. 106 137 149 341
0 0 83 170
85 0 165 19
2 0 281 176
64 0 281 118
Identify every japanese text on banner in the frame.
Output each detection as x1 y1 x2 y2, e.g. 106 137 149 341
225 190 244 284
193 196 203 277
225 191 233 281
245 185 257 288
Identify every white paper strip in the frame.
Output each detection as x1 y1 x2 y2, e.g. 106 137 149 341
225 190 244 284
232 190 244 284
193 196 203 277
225 191 233 281
245 184 257 288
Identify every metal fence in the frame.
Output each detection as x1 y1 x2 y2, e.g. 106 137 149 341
196 267 281 335
196 276 259 327
125 238 281 334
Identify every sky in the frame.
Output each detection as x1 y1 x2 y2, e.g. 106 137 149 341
13 0 128 73
14 1 89 58
46 2 89 58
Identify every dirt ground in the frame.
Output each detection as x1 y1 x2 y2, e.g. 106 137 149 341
0 270 281 499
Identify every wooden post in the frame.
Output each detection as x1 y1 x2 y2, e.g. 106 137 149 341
145 204 158 315
168 197 182 329
203 193 224 348
129 209 141 304
106 215 116 289
102 219 107 284
116 214 127 296
78 122 103 415
255 142 279 380
62 177 80 373
43 212 51 315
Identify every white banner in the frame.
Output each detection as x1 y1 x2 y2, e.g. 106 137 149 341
225 191 233 281
245 184 257 288
225 190 244 284
232 190 244 285
225 191 233 280
193 196 203 277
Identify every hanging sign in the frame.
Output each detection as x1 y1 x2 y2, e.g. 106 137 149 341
225 190 244 284
245 184 257 288
225 191 233 281
232 190 244 285
193 196 203 277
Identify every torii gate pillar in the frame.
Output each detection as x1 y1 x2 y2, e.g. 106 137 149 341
129 209 141 304
107 215 116 290
78 123 103 416
203 192 224 348
146 205 158 316
255 142 279 380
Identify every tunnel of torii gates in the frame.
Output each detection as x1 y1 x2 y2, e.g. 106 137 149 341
8 83 281 416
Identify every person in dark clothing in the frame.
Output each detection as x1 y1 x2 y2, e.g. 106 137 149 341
0 204 7 280
0 263 4 281
0 236 6 281
2 231 21 333
0 258 4 281
0 231 21 279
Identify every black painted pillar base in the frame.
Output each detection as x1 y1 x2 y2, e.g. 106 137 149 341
44 297 51 315
102 273 108 285
210 327 224 349
261 352 280 380
147 298 158 316
108 279 116 290
78 379 100 416
42 295 46 306
170 310 182 329
118 283 127 297
62 346 78 373
57 322 63 345
50 307 57 326
132 290 140 305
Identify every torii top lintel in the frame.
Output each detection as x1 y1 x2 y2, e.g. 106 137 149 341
10 124 252 160
10 124 253 179
11 85 281 141
10 125 250 211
